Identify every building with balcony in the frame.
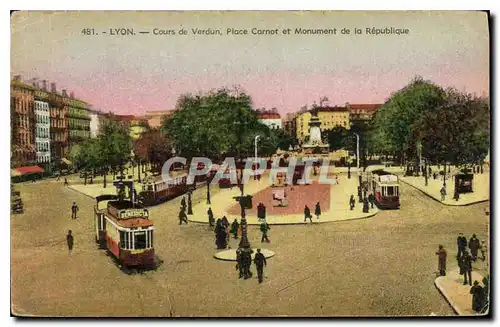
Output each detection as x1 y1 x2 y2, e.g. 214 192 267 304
67 92 91 143
48 82 69 161
34 97 51 164
11 75 36 166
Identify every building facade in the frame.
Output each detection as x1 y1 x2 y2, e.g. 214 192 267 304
48 83 68 161
255 108 282 129
347 103 382 124
295 106 350 144
34 96 51 164
67 92 91 143
11 75 36 166
130 118 150 140
139 110 174 129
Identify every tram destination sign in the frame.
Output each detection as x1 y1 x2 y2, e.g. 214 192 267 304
119 208 149 219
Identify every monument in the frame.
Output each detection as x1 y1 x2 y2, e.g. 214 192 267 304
302 106 329 154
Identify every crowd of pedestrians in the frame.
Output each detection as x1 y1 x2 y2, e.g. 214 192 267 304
435 233 489 314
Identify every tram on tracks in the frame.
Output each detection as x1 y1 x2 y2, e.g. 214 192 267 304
94 192 156 268
138 170 189 206
369 169 400 209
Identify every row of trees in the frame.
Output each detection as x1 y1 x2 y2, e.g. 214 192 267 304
163 87 294 162
368 76 490 168
69 87 295 183
68 118 133 187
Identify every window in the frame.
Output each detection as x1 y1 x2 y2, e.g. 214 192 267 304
386 186 396 196
120 231 129 249
134 231 147 249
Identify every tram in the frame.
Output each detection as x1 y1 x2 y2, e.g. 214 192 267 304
138 170 189 206
370 169 400 209
94 193 156 268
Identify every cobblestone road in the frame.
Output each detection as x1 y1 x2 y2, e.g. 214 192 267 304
11 178 489 316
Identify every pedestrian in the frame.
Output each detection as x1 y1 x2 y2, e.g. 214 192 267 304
260 221 270 243
315 202 321 220
362 197 369 213
181 197 187 210
453 188 460 201
207 207 215 228
303 205 312 223
357 186 362 203
349 195 356 210
178 206 188 225
469 234 480 261
470 281 484 313
254 248 267 283
461 251 473 285
440 186 446 201
435 244 447 276
187 191 193 215
480 239 487 261
56 173 60 182
368 193 375 209
230 219 240 239
242 248 254 279
66 230 74 252
71 202 79 219
235 248 244 279
457 232 467 259
64 177 69 187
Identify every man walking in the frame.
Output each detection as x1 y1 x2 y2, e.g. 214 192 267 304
368 193 375 209
179 206 188 225
315 202 321 220
207 207 215 228
66 230 74 253
231 219 240 239
71 202 79 219
457 233 467 258
461 251 473 286
469 234 481 261
254 248 267 283
260 221 270 243
235 248 244 279
435 245 447 276
440 186 447 201
349 195 356 211
181 197 187 211
64 177 69 187
242 249 253 279
303 205 312 223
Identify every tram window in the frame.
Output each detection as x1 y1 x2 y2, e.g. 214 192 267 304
387 186 395 196
134 232 147 249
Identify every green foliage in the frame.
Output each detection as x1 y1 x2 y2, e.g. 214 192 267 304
325 126 349 151
370 76 446 157
416 89 490 166
164 87 277 159
99 119 133 173
133 129 172 172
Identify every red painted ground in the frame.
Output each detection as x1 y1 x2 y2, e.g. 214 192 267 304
228 182 330 216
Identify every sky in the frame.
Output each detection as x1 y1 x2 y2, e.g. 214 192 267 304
11 11 489 116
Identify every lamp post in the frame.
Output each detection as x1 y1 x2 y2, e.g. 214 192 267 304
254 135 260 163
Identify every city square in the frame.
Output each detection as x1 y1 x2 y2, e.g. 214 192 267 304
10 11 490 318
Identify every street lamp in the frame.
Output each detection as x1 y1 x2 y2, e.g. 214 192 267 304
254 135 260 163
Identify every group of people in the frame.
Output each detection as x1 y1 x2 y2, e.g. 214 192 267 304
236 248 267 283
435 233 489 313
303 202 321 223
179 194 194 225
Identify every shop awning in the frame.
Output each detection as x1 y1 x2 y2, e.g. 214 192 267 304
14 165 45 175
62 158 72 165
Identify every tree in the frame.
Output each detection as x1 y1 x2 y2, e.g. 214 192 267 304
99 118 133 187
79 138 103 184
369 76 446 162
415 89 490 169
325 126 349 151
163 87 262 160
134 129 173 173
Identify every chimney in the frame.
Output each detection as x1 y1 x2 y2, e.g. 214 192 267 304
42 80 47 91
13 75 21 82
62 89 68 97
70 92 74 99
51 83 56 93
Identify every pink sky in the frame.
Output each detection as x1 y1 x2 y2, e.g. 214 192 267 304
11 11 489 115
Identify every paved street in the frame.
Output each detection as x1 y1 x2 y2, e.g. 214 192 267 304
11 178 489 317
